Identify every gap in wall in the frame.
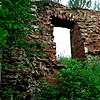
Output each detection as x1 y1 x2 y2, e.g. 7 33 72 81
53 27 71 59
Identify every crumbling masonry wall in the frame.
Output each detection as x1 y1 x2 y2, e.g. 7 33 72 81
1 2 100 99
33 2 100 60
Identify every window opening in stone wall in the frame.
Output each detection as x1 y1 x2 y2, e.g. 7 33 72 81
51 16 74 59
53 27 71 59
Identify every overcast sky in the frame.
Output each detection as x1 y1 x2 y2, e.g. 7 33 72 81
60 0 68 6
53 27 71 58
59 0 99 9
60 0 97 5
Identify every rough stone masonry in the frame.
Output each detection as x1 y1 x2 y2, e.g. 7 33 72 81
1 1 100 99
33 1 100 62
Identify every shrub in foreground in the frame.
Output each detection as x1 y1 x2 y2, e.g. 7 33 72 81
39 58 100 100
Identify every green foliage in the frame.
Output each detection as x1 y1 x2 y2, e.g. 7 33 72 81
0 28 8 46
68 0 92 9
0 0 46 70
2 63 14 70
0 0 35 46
16 65 31 70
2 87 14 99
15 40 46 59
93 0 100 11
39 58 100 100
15 93 23 100
1 87 23 100
57 57 79 66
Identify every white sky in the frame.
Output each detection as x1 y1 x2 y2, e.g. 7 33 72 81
53 27 71 58
60 0 100 10
60 0 68 6
60 0 96 6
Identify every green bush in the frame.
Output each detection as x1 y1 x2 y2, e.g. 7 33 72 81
1 87 23 100
39 58 100 100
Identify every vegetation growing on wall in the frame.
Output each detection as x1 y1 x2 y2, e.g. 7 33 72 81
0 0 34 46
0 0 46 69
0 0 46 99
39 58 100 100
1 0 100 100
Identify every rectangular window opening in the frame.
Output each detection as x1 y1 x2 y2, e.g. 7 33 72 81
53 27 71 59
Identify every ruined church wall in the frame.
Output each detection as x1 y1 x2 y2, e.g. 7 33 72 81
1 2 100 99
35 3 100 59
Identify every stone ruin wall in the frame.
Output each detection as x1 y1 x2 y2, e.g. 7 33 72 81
1 2 100 99
33 2 100 59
